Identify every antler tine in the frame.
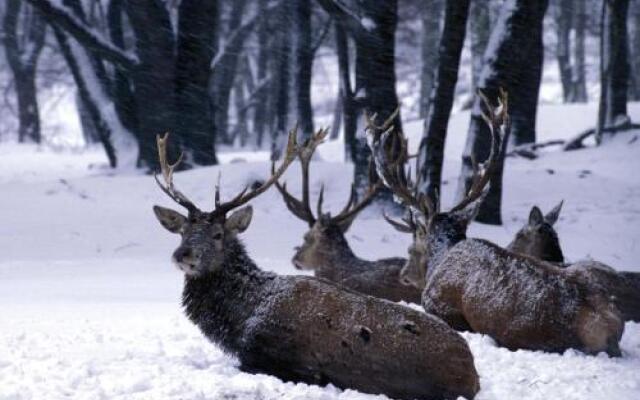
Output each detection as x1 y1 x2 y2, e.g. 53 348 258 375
449 90 507 213
383 210 414 233
154 133 199 213
214 127 299 215
334 183 357 217
371 128 422 212
316 184 325 217
274 128 329 225
274 174 316 226
365 107 400 137
333 181 382 224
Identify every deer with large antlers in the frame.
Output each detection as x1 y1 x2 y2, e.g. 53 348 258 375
509 203 640 322
152 130 480 400
370 92 624 356
275 128 422 303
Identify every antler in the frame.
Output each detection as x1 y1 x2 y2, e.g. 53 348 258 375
382 208 419 233
213 127 299 216
368 122 436 221
329 181 382 227
154 133 200 213
274 128 329 226
449 89 508 213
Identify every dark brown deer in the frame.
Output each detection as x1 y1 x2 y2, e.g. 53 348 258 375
509 203 640 322
370 92 624 356
152 132 479 400
275 128 421 303
507 202 564 263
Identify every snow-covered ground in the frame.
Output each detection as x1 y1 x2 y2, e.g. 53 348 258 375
1 102 640 400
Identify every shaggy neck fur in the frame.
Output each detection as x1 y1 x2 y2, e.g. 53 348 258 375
425 227 466 280
312 226 372 279
182 235 275 353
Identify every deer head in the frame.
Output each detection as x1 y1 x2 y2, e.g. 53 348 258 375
153 130 298 276
507 201 564 263
372 90 508 288
275 129 381 271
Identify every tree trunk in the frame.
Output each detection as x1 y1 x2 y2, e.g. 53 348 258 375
273 1 292 159
630 0 640 101
599 0 630 135
416 0 471 204
469 0 491 94
335 22 358 162
555 0 573 102
3 0 46 143
13 69 42 144
53 27 117 166
107 0 139 135
76 93 100 145
457 0 548 225
254 0 269 148
124 0 178 169
511 2 546 145
175 0 218 165
294 0 315 140
353 0 402 193
212 0 247 146
572 0 588 102
420 0 443 119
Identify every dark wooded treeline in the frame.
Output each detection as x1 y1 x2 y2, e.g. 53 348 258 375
1 0 639 224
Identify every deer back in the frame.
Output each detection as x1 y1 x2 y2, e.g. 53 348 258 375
422 239 623 356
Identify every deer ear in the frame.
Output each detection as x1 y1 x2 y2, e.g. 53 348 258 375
225 206 253 233
545 200 563 226
528 206 544 226
153 205 186 234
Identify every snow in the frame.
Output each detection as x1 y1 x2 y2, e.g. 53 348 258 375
1 102 640 399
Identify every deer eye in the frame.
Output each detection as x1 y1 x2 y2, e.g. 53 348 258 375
212 232 223 240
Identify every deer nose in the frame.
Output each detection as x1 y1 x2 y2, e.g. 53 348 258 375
173 247 195 264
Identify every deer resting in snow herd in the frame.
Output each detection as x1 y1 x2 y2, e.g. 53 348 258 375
371 92 624 356
275 128 422 303
509 203 640 322
152 131 479 400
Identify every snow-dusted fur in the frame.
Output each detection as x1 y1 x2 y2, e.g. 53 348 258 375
424 238 624 356
292 217 422 303
509 205 640 322
156 206 480 400
398 199 625 357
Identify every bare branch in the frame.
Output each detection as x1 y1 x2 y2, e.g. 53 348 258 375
24 0 138 70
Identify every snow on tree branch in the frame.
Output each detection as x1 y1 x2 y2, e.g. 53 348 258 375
315 0 379 45
24 0 138 70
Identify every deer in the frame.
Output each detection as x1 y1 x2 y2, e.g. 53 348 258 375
369 91 624 356
274 128 422 303
151 131 480 400
509 203 640 322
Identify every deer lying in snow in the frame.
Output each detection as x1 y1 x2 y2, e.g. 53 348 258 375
274 128 421 303
370 92 624 356
509 203 640 322
152 131 479 400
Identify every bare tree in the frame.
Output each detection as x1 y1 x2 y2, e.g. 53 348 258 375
415 0 471 204
469 0 491 94
457 0 548 225
597 0 630 143
572 0 588 102
26 0 220 169
294 0 315 140
630 0 640 101
3 0 46 143
317 0 402 194
419 0 443 119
